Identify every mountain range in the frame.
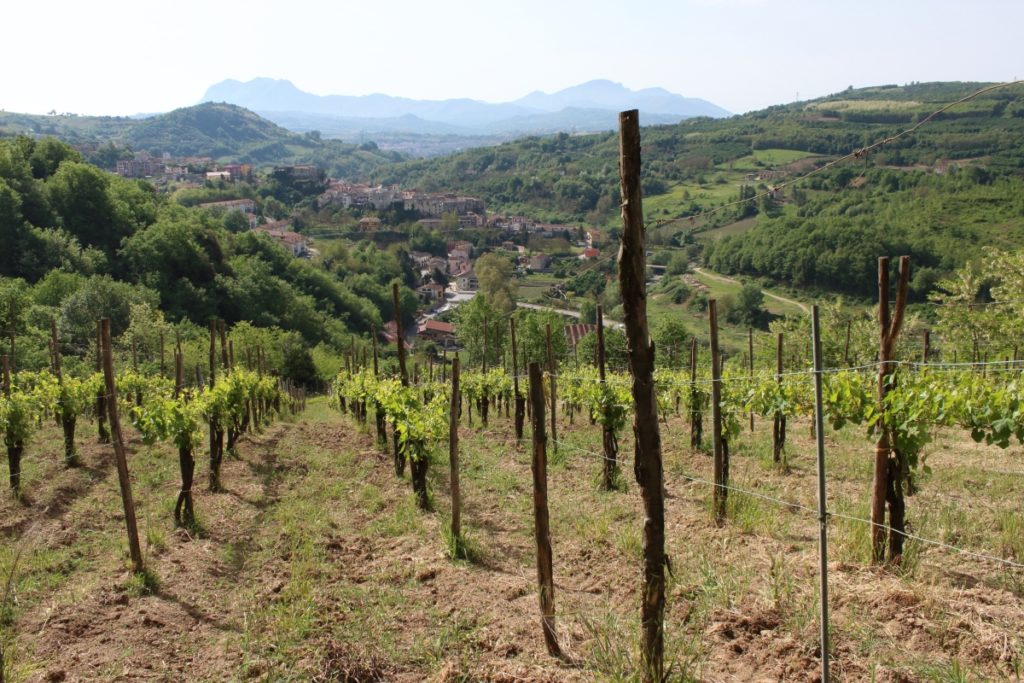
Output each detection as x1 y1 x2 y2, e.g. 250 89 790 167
200 78 731 139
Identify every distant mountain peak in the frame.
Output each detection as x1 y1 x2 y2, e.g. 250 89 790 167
199 77 730 138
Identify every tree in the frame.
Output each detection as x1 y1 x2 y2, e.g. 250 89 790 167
430 267 450 288
726 282 770 329
666 253 690 276
579 300 597 325
475 252 517 313
653 318 691 368
47 162 153 254
512 308 567 366
454 294 507 368
59 275 160 347
282 337 319 387
577 328 628 372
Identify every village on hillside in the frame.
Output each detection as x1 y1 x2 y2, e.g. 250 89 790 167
114 154 616 356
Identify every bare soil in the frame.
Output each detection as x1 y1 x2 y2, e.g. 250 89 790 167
3 402 1022 681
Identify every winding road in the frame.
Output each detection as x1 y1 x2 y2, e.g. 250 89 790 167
692 267 810 315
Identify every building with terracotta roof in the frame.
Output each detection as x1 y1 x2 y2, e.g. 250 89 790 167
417 319 456 347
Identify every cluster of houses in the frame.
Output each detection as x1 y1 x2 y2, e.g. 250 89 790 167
319 183 487 227
115 153 256 184
410 239 479 305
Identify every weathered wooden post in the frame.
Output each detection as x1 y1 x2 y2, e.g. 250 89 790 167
709 299 726 525
511 318 525 441
545 322 557 453
773 332 786 464
50 319 78 467
449 356 462 545
96 321 110 443
618 109 665 683
749 327 757 432
208 319 223 492
392 283 410 476
3 355 22 491
100 318 145 574
689 337 701 450
873 255 910 564
597 304 617 489
528 362 561 657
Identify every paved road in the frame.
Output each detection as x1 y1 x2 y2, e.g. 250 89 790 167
516 302 624 329
692 267 810 315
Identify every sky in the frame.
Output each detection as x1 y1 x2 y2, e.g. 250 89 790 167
2 0 1021 117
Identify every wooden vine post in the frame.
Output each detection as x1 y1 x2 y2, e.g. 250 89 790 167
449 356 462 544
709 299 727 525
173 348 195 527
100 318 145 574
208 319 223 492
371 330 387 445
392 283 410 476
50 319 78 467
773 332 786 464
2 354 22 491
95 321 109 443
689 337 701 450
873 255 911 564
748 327 755 431
481 316 489 426
597 304 618 489
618 109 665 683
528 362 561 657
545 322 557 453
511 318 525 440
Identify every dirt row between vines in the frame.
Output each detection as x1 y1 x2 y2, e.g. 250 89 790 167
3 400 1023 681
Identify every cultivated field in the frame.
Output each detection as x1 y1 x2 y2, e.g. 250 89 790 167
2 396 1022 682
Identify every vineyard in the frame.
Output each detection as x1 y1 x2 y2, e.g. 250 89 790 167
2 110 1024 681
1 309 1023 679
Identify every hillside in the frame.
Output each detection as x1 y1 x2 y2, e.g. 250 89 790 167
0 103 402 178
373 81 1024 296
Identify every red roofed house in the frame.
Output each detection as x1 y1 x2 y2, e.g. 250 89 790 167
417 319 456 348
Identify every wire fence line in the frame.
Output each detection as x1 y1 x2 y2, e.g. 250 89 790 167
540 436 1024 571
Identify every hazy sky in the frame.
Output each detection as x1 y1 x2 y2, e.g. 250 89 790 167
3 0 1020 117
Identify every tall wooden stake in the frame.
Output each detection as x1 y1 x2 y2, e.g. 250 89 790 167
100 318 144 574
597 304 617 489
545 322 557 453
773 332 786 464
528 362 561 657
511 318 525 441
709 299 726 525
392 283 409 476
811 306 831 683
449 357 462 543
208 319 223 491
873 255 910 564
689 337 701 450
96 321 109 443
748 327 755 432
618 109 665 683
3 354 22 491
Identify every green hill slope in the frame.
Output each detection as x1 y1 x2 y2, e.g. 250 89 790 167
0 103 402 178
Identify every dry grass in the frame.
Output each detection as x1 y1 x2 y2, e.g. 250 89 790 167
1 399 1022 681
